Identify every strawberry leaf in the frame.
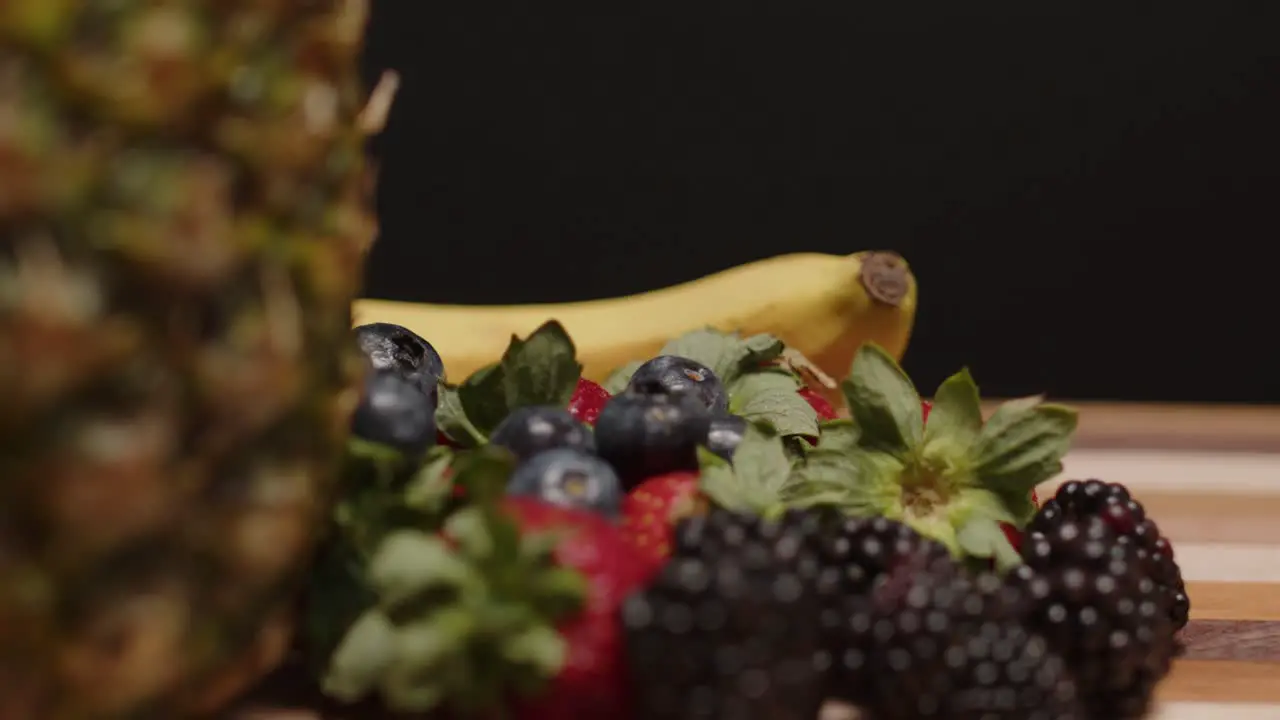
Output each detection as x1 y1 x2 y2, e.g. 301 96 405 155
435 384 485 446
500 320 583 411
456 365 508 437
841 343 923 458
783 448 885 513
657 328 785 385
402 446 456 514
368 531 476 611
696 422 795 513
814 419 859 452
730 371 820 438
971 396 1078 495
923 368 983 448
321 610 397 702
956 516 1022 572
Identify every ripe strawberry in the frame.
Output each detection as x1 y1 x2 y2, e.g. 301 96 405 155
503 498 652 719
618 471 704 574
567 377 611 425
999 488 1040 553
798 386 838 420
921 399 932 423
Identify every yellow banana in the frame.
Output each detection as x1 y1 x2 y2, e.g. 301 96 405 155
353 250 917 383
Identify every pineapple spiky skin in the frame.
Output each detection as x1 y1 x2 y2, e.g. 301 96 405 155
0 1 375 717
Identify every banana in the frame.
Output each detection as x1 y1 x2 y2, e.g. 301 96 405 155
353 250 917 383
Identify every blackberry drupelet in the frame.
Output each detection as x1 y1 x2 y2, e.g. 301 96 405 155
1014 515 1177 719
621 509 826 720
805 516 952 702
844 557 1082 719
810 516 951 598
1032 479 1189 630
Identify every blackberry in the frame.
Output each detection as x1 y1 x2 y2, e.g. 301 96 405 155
845 557 1083 719
1014 516 1177 719
622 509 826 720
1032 479 1189 629
810 516 952 598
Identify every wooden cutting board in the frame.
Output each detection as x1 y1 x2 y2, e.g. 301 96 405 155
232 402 1280 719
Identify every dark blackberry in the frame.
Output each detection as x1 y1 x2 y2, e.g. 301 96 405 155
811 516 952 598
845 557 1083 719
1033 479 1189 630
799 516 952 704
1014 516 1177 719
622 509 826 720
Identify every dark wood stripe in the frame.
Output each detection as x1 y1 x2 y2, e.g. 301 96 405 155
1179 621 1280 662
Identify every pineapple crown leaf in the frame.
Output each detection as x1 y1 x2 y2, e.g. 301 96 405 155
436 320 583 441
603 328 819 438
317 445 587 714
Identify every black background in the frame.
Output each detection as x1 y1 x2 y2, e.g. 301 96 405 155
358 3 1280 403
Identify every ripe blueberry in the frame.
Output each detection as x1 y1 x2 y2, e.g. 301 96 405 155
354 323 445 386
489 405 595 461
704 414 748 461
351 369 438 455
627 355 729 414
594 391 712 489
506 448 624 518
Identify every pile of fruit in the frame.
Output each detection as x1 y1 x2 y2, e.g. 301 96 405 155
0 4 1190 717
300 321 1191 720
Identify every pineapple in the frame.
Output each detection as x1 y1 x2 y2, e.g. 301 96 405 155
0 1 376 717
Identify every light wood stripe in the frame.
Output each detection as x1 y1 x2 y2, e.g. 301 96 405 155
1160 660 1280 703
1102 493 1280 545
1187 583 1280 622
1168 543 1280 584
1152 702 1280 719
1049 449 1280 495
1180 621 1280 662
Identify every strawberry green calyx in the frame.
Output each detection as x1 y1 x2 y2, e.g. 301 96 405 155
694 421 806 517
436 321 585 446
604 327 820 438
314 446 588 715
790 344 1078 570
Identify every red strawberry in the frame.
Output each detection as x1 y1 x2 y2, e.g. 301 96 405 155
503 498 651 719
797 386 838 420
567 377 611 425
998 488 1041 554
921 399 932 423
618 471 704 574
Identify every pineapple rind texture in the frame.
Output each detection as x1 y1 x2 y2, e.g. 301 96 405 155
0 1 374 717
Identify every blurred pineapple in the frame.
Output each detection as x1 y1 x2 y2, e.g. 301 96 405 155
0 1 376 717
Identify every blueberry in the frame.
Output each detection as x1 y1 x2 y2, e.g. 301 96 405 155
626 355 729 414
594 391 712 489
354 323 445 384
351 369 438 455
705 414 749 461
506 448 624 518
489 405 595 461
